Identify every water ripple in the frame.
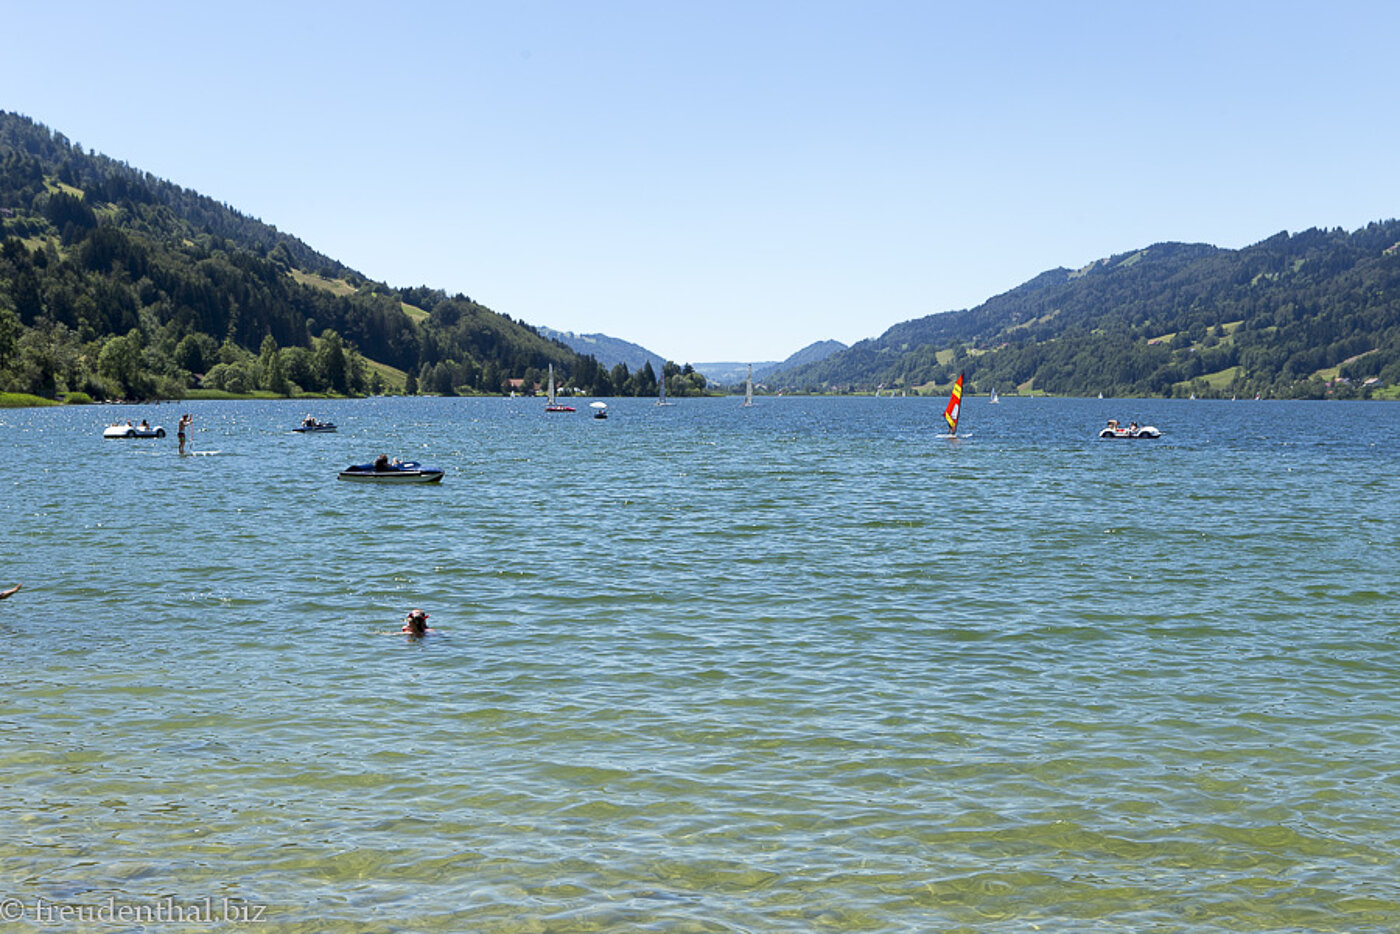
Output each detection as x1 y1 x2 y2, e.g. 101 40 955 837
2 397 1399 930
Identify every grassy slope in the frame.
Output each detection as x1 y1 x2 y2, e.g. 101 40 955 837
289 273 422 391
288 270 358 297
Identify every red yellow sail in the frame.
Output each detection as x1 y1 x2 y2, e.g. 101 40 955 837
943 372 964 434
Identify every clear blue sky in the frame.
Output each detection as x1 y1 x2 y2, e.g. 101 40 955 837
3 0 1398 362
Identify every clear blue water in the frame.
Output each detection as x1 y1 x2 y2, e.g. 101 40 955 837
2 396 1398 932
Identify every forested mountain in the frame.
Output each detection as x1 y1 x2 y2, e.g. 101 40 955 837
773 226 1400 399
10 109 1398 403
0 111 649 399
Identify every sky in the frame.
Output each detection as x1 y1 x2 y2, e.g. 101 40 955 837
3 0 1399 363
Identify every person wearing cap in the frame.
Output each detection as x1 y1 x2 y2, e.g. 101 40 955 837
401 608 432 636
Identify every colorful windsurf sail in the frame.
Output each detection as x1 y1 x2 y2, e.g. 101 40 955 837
944 372 964 434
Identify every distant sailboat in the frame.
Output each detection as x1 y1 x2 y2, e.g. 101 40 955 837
944 372 964 436
989 388 999 404
545 364 575 412
742 364 754 407
656 374 674 406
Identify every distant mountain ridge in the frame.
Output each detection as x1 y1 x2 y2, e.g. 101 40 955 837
763 340 847 379
770 227 1400 399
539 327 665 374
695 341 848 386
691 361 775 385
540 328 849 387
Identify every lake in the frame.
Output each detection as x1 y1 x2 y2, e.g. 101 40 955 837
1 395 1397 932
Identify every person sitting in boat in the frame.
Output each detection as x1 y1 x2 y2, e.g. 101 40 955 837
401 608 432 637
373 453 390 471
1106 419 1120 431
303 414 316 427
138 419 150 430
1128 421 1139 432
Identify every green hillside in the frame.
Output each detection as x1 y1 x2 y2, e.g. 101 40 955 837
774 228 1400 399
0 111 632 400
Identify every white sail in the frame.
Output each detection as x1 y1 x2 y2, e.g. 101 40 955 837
743 364 754 406
543 363 575 411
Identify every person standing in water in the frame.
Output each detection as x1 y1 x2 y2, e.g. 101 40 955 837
177 413 192 455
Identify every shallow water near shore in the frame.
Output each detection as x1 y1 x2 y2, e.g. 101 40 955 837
2 395 1398 932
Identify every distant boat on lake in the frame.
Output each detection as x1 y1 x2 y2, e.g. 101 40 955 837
545 364 575 412
989 388 999 404
656 375 674 406
742 364 754 407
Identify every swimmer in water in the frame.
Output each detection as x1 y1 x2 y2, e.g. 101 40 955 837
400 608 433 637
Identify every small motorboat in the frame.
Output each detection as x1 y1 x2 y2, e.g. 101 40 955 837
338 460 444 483
103 423 165 439
1099 419 1160 439
293 418 337 433
590 401 609 420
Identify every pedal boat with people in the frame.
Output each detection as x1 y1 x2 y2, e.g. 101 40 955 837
293 418 338 433
337 460 444 483
1098 419 1161 439
103 423 166 439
